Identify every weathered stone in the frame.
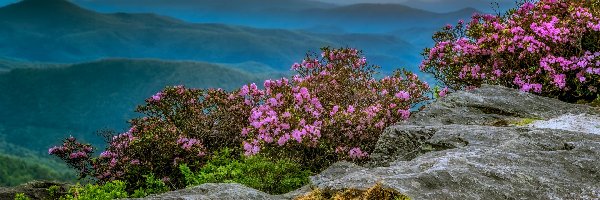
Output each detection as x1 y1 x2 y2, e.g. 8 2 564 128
370 84 600 167
407 84 599 126
134 183 283 200
311 85 600 199
313 125 600 199
0 181 68 200
368 126 438 167
528 114 600 135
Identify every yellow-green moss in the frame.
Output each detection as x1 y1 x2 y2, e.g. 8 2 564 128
511 118 540 126
295 183 411 200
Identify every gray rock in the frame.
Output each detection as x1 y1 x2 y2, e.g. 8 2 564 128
407 84 599 126
370 84 600 167
313 85 600 199
0 181 69 200
528 114 600 135
134 183 283 200
315 125 600 199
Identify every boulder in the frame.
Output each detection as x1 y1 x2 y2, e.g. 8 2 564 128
0 181 69 200
134 183 283 200
406 84 598 126
315 85 600 199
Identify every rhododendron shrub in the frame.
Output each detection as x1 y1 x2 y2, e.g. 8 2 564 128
50 86 253 189
48 137 94 178
421 0 600 102
49 47 431 190
98 86 260 188
242 47 429 170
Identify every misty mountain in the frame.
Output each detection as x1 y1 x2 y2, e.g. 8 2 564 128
0 58 276 154
399 0 517 14
74 0 478 34
0 0 420 71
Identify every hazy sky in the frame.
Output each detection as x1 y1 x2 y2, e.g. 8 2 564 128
317 0 419 4
0 0 516 13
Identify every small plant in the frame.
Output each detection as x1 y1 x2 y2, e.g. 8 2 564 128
48 137 94 178
180 148 311 194
131 174 170 198
59 181 128 200
47 185 67 200
14 193 30 200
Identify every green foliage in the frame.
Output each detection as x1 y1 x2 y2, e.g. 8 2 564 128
180 148 312 194
130 174 170 198
59 181 129 200
13 193 30 200
47 185 65 200
0 153 72 186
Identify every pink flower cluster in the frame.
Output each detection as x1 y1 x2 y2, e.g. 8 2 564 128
48 136 94 178
50 48 431 183
242 47 430 160
421 0 600 101
177 137 206 157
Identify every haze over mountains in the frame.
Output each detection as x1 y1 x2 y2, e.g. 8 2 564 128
0 0 497 185
0 0 424 71
73 0 479 34
0 0 491 72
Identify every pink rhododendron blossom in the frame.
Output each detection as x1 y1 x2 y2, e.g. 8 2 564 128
439 87 448 97
421 0 600 101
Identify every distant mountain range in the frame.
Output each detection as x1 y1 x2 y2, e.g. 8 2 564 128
0 58 277 153
73 0 479 34
0 0 426 71
314 0 517 13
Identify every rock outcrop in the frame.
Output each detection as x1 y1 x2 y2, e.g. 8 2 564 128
136 183 280 200
0 181 68 200
316 85 600 199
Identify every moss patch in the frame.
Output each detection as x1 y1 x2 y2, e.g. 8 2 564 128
511 118 540 126
295 183 411 200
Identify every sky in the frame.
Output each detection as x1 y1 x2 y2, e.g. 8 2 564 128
0 0 517 13
317 0 427 4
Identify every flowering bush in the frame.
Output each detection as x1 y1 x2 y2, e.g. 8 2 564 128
50 86 247 189
94 86 256 189
48 137 94 178
242 47 429 170
49 47 430 192
421 0 600 102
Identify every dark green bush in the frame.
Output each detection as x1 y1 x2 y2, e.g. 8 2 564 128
131 174 170 198
13 193 30 200
180 148 312 194
59 181 128 200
